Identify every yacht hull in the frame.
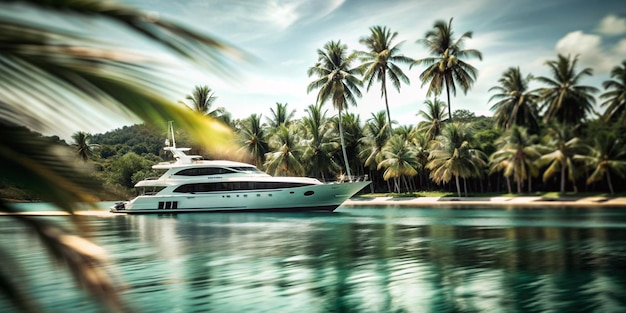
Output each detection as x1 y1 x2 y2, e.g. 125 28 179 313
110 181 369 214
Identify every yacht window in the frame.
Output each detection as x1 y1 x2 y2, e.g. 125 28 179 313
228 166 264 174
174 167 235 176
139 186 167 196
173 181 315 193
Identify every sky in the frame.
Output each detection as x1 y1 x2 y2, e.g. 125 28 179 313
7 0 626 137
122 0 624 127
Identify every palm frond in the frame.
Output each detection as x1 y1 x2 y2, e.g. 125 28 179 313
1 0 246 310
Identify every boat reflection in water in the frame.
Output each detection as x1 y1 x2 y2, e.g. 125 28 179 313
4 204 626 312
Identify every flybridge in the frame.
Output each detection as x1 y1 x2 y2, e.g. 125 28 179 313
163 146 203 165
163 120 203 165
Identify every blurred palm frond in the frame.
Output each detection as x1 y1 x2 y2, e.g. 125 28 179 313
0 0 248 311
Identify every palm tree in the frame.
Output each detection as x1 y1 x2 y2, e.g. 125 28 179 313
266 102 296 129
264 124 304 176
576 132 626 194
307 40 363 180
185 85 218 115
537 123 586 193
237 114 269 169
536 54 599 125
412 18 482 121
360 111 391 191
301 103 339 180
489 126 541 193
489 67 539 131
378 135 419 193
427 122 486 197
360 111 391 169
71 131 98 161
395 125 416 141
417 98 449 141
600 60 626 125
411 131 431 190
358 25 412 135
0 1 240 311
184 84 233 135
331 112 364 180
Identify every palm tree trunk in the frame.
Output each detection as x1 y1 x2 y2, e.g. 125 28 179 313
382 77 393 136
463 177 468 197
560 160 566 193
480 178 484 193
455 175 461 197
606 171 615 194
419 171 424 190
506 176 512 194
369 169 375 193
403 176 411 193
445 81 452 121
338 109 352 181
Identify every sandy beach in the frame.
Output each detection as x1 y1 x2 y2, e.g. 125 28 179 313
343 196 626 208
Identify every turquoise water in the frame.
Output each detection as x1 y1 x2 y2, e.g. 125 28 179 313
2 203 626 312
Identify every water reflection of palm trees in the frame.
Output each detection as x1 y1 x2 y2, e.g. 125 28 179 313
103 210 626 312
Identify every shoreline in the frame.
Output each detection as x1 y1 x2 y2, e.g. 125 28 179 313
3 197 626 215
343 196 626 207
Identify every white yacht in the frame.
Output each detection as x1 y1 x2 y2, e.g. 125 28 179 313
110 133 369 214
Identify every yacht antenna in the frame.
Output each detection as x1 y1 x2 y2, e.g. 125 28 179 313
168 121 176 148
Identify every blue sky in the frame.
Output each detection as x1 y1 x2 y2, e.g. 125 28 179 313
124 0 624 127
6 0 625 136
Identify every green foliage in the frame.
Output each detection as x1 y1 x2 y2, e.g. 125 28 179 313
452 109 476 122
91 124 168 156
106 152 161 188
474 128 501 157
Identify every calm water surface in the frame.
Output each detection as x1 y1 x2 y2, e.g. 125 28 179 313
2 203 626 312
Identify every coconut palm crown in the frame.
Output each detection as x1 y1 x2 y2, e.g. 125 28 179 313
186 85 218 115
489 67 539 131
358 25 412 135
417 98 449 141
536 54 599 125
412 18 482 121
600 60 626 125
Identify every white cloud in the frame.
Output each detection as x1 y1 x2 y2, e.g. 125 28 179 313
556 30 602 55
615 38 626 55
597 14 626 36
265 1 299 29
256 0 345 30
555 30 616 73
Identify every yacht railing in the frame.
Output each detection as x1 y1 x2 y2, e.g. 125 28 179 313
325 174 369 183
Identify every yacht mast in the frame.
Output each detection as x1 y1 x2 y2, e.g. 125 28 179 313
169 121 176 148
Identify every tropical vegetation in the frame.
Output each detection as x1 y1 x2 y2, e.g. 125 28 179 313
36 51 626 199
4 23 626 201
